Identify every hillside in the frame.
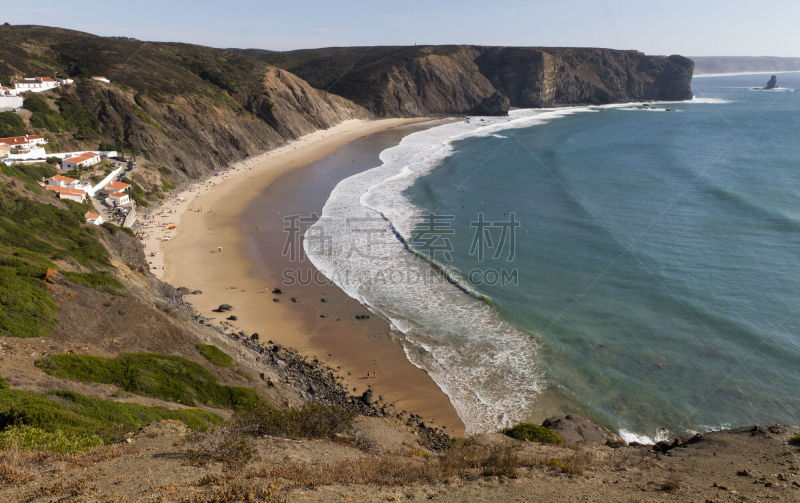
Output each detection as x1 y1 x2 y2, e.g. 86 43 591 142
0 25 370 193
242 45 694 116
692 56 800 74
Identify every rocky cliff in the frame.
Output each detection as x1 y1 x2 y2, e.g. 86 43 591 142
1 25 693 189
246 45 694 117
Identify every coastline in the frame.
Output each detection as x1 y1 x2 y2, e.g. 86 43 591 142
693 69 800 77
152 118 466 435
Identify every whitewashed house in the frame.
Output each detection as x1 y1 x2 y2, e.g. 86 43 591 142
12 77 60 93
47 174 81 188
61 152 101 170
0 145 9 159
44 185 86 202
108 191 131 206
85 211 103 225
0 84 19 96
103 180 131 193
0 135 47 150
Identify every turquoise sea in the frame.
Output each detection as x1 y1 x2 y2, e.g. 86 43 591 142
306 72 800 441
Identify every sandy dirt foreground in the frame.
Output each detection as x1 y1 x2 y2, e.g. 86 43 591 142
153 118 465 434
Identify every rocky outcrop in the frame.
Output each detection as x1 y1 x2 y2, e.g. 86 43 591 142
542 415 626 446
251 45 695 117
475 48 694 107
765 75 778 89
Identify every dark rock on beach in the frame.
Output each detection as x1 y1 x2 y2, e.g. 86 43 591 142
213 304 233 312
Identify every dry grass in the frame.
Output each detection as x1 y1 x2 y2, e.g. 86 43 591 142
0 462 34 488
178 482 284 502
246 442 537 487
530 449 594 476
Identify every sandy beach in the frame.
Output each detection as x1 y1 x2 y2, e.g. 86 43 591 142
151 118 465 434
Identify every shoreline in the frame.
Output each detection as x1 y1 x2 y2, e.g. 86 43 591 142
693 69 800 77
152 118 466 435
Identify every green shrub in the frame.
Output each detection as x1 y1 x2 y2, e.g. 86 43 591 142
0 388 220 452
0 111 25 137
0 424 102 453
24 95 67 133
501 423 564 444
63 271 125 295
56 95 100 140
235 401 354 440
0 185 109 268
0 373 8 389
0 258 58 338
790 434 800 446
1 163 57 185
121 178 150 207
36 353 262 411
196 343 234 367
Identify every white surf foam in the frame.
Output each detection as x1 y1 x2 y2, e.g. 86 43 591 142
303 100 727 434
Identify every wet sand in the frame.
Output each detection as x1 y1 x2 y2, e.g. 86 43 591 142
160 119 465 434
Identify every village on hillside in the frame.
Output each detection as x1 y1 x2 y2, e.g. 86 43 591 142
0 73 146 229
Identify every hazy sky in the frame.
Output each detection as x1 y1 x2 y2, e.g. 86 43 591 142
6 0 800 56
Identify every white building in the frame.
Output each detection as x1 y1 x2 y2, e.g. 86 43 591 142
85 211 103 225
0 96 23 111
103 180 131 193
108 191 131 206
12 77 60 93
44 185 86 203
61 152 101 170
47 174 81 188
0 135 47 150
0 145 9 158
0 84 19 96
90 76 111 83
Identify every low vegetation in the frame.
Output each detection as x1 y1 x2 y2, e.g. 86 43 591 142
24 95 68 133
187 402 355 467
790 433 800 446
235 401 354 440
501 423 564 444
0 183 109 268
246 441 530 486
195 344 234 367
0 388 220 452
62 271 125 295
0 111 26 137
0 251 58 338
36 353 262 411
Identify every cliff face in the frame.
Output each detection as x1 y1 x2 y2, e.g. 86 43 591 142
475 48 694 107
249 45 695 117
0 24 693 188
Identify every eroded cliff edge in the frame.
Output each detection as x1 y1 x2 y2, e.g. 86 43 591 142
245 45 694 116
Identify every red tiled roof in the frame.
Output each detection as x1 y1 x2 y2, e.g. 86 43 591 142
0 135 44 146
63 152 99 164
45 186 85 197
48 174 78 184
105 181 131 191
38 77 55 82
109 192 128 198
85 212 101 219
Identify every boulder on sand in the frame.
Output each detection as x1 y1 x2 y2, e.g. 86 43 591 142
213 304 233 312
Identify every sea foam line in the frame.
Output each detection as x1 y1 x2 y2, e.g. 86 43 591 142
304 98 729 436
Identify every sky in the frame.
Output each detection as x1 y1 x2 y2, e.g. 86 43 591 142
6 0 800 57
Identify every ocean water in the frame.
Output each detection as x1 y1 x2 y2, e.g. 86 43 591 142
305 72 800 441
